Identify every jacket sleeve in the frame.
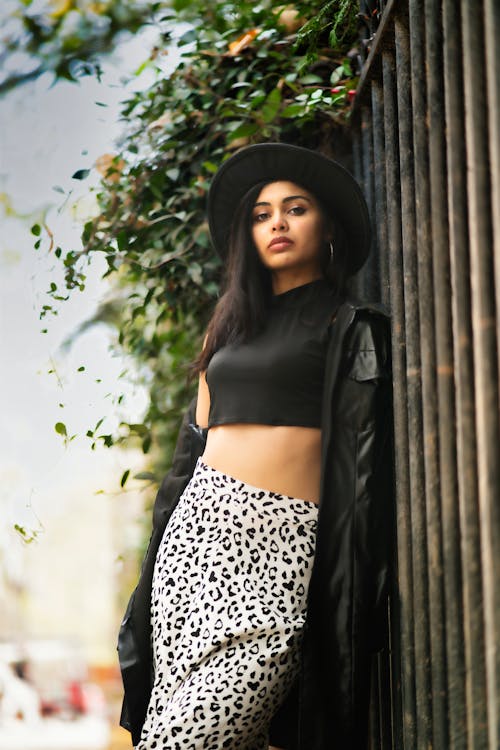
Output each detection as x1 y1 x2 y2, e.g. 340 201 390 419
331 312 393 644
332 311 393 746
300 310 394 750
118 396 207 746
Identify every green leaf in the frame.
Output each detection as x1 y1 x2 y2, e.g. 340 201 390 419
31 224 41 236
249 93 266 110
330 65 346 85
134 471 156 481
71 169 91 180
127 423 149 437
120 469 130 488
343 60 352 77
329 28 338 48
178 29 197 46
82 221 93 243
55 422 67 436
299 74 323 84
117 230 128 251
261 88 281 123
202 161 218 174
227 122 259 142
173 0 192 12
281 103 306 118
14 524 39 544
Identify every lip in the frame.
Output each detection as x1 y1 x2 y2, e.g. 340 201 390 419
268 236 293 249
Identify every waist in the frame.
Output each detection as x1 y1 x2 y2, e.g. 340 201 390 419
201 423 322 505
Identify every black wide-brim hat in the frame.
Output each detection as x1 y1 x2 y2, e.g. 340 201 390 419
207 142 371 274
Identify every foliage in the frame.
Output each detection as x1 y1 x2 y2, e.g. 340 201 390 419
0 0 153 93
296 0 358 53
39 1 360 483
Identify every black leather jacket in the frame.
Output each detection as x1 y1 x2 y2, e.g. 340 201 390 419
118 299 393 749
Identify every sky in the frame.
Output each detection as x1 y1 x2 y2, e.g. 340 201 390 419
0 38 150 535
0 21 183 661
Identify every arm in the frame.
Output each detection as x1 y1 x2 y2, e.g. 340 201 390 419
195 334 210 429
195 370 210 429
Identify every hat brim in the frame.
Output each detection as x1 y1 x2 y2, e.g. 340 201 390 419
207 143 371 274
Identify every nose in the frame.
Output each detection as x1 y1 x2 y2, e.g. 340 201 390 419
271 212 287 231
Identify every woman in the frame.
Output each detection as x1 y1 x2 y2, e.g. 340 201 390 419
118 143 393 750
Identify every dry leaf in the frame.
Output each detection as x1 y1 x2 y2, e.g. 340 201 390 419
226 29 260 57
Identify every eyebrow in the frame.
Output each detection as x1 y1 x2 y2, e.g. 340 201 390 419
253 194 313 207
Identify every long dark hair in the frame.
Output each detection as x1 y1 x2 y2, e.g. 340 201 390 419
193 180 351 374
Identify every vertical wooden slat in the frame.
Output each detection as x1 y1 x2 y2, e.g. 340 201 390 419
369 76 392 750
484 0 500 736
352 126 362 182
408 1 449 748
360 103 379 301
425 0 467 746
351 128 364 302
443 0 489 747
382 44 412 750
484 0 500 383
394 9 432 748
371 79 390 306
460 3 500 747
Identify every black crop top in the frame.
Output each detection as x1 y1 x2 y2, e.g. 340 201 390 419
206 279 338 429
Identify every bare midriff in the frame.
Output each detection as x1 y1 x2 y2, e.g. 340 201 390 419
201 423 322 505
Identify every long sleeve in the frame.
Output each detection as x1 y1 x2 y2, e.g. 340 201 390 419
118 397 206 745
299 308 394 750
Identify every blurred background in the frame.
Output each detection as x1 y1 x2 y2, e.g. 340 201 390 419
0 4 179 748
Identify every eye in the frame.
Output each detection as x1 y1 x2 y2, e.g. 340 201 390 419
252 211 269 223
288 205 306 216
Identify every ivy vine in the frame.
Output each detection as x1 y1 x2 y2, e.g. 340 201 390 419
38 0 361 485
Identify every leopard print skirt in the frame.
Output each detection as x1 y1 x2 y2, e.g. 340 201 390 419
137 459 318 750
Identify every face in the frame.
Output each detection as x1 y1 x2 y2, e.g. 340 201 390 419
250 181 330 285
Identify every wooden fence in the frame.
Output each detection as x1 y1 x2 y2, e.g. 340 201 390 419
348 1 500 747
